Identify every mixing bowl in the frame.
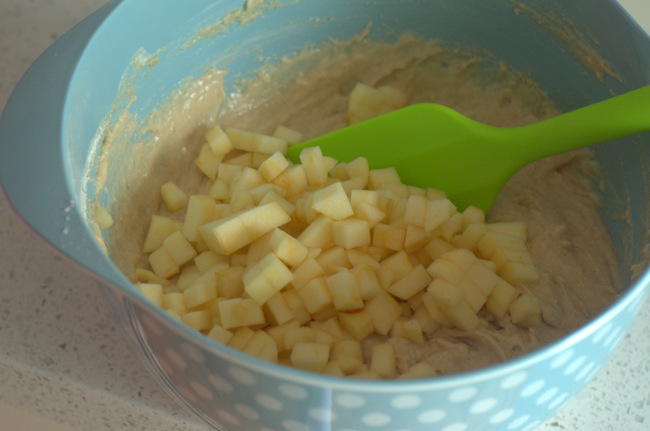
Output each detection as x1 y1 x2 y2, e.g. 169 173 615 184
1 1 649 430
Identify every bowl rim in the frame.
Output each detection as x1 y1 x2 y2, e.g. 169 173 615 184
75 0 650 391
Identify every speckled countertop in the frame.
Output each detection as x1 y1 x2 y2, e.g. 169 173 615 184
0 1 648 431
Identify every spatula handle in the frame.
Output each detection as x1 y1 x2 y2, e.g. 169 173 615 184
511 85 650 163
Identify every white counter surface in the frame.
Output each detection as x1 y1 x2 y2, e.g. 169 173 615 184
0 1 648 430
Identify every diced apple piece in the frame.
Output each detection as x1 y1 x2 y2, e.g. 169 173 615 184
194 250 228 273
372 223 406 251
381 249 414 280
228 326 256 350
428 278 480 331
144 214 180 253
424 198 456 232
226 151 253 168
253 149 272 169
259 190 295 217
501 261 540 285
404 195 428 227
331 339 364 374
317 317 343 339
378 85 408 109
297 276 333 314
388 264 432 300
376 266 396 290
461 205 485 230
266 319 301 352
205 124 233 155
346 249 380 269
310 304 337 322
350 189 379 209
215 266 245 298
283 326 318 350
440 248 476 271
134 267 166 285
181 310 212 331
453 222 488 251
183 195 216 242
326 271 363 312
311 181 354 220
290 342 330 372
398 361 436 379
354 202 386 228
160 181 188 212
439 212 464 240
388 197 408 225
322 361 345 377
94 205 113 229
427 257 465 285
240 202 292 240
423 237 454 261
258 151 290 182
347 83 385 124
226 127 288 154
477 230 524 259
263 293 293 326
485 279 517 319
350 264 382 300
217 163 245 185
371 343 397 379
291 257 326 290
338 310 374 341
208 179 230 203
136 283 163 307
456 277 487 313
297 215 333 249
404 225 432 251
162 231 197 267
341 176 366 196
509 293 542 327
488 221 527 240
330 162 349 180
194 143 223 179
242 330 278 363
273 125 303 145
421 291 454 327
343 157 370 187
148 246 180 279
183 279 217 309
219 298 266 329
363 291 401 335
205 297 224 325
162 292 188 315
243 252 293 305
274 164 308 197
392 318 424 346
229 167 264 194
264 228 307 268
207 324 234 345
200 215 252 255
333 218 371 249
465 259 500 295
316 246 351 274
368 167 401 190
299 146 329 186
413 304 442 336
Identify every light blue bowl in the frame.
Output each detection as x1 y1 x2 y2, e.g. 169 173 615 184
1 1 649 430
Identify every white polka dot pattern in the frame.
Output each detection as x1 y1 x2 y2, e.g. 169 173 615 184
119 284 648 431
391 394 421 409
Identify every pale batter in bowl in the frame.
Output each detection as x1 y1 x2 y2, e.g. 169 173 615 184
96 33 620 377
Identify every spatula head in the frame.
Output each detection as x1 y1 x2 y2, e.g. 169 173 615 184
286 104 515 212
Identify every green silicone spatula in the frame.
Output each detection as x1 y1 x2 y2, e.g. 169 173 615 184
286 85 650 212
